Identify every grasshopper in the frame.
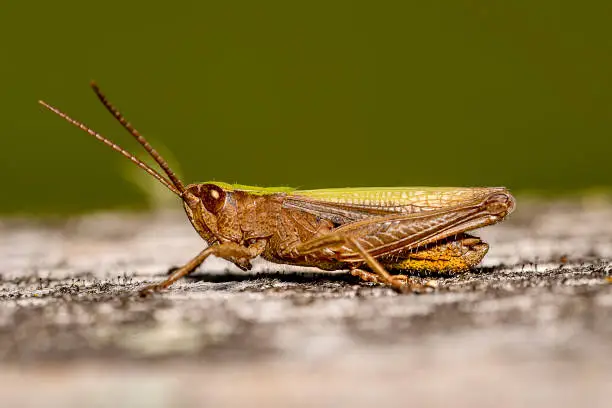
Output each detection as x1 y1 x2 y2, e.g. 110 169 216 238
39 83 515 295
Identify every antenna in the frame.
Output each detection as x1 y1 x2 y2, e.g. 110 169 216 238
38 100 182 196
90 82 185 194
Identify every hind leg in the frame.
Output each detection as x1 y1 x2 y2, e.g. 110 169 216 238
350 268 422 291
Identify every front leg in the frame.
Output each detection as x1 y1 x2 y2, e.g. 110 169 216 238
140 240 266 296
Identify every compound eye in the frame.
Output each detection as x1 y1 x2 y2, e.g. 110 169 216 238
199 184 226 213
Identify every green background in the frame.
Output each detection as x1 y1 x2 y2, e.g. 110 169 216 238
2 1 611 214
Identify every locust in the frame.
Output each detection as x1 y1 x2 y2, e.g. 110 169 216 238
39 83 516 295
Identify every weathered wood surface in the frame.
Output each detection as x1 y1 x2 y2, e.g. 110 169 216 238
1 199 611 407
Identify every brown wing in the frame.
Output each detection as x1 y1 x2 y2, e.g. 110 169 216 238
284 187 507 226
293 190 514 262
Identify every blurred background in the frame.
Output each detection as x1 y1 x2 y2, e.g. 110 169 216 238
2 0 612 214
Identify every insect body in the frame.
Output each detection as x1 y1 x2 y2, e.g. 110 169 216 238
39 83 515 294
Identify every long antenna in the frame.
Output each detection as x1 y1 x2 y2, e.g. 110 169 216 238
38 100 181 196
90 82 186 194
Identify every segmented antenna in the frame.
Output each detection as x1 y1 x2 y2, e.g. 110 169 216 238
90 82 186 194
38 100 181 196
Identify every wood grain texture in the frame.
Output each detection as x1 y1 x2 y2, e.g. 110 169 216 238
0 198 611 407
